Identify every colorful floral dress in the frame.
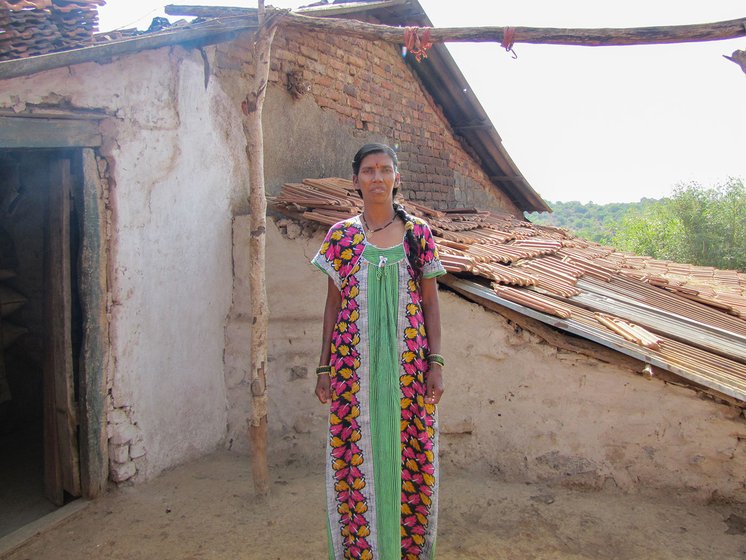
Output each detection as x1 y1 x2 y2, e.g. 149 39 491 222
312 215 446 560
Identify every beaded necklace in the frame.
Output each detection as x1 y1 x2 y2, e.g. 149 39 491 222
361 213 396 235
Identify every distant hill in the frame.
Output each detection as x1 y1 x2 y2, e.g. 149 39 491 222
525 199 660 244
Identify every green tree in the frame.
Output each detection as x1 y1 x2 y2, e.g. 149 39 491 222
613 178 746 271
613 201 686 262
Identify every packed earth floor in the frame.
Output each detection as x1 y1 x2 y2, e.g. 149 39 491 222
4 450 746 560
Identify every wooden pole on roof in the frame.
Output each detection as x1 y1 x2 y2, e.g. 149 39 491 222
242 0 278 498
278 12 746 47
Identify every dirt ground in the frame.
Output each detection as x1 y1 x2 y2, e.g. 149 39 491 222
4 450 746 560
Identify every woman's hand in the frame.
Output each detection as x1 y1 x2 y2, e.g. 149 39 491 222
425 364 444 405
315 374 331 404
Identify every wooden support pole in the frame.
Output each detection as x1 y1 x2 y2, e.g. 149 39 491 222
242 0 277 498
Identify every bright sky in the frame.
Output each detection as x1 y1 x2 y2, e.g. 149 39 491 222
97 1 746 204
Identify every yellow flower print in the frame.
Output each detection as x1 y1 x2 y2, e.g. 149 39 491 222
405 458 420 472
331 230 343 241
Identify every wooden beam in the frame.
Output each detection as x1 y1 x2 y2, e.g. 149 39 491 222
0 116 102 148
165 1 403 18
78 148 109 499
165 4 257 17
280 12 746 47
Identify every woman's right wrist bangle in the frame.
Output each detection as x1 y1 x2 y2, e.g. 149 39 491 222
316 365 332 376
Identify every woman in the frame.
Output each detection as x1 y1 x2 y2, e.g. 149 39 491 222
312 143 446 560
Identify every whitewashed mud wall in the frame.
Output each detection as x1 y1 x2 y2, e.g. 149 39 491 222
229 218 746 501
0 45 248 481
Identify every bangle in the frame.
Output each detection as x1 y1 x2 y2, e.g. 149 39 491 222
427 353 445 367
316 365 332 376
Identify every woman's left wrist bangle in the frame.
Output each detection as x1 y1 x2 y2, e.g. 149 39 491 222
427 353 445 367
316 365 332 376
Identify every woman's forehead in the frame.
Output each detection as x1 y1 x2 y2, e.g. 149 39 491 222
359 152 395 168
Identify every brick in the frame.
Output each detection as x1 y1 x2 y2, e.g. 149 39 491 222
109 442 129 464
108 421 138 445
130 440 147 459
110 460 136 483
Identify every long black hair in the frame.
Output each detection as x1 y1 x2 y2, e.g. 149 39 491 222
352 143 424 279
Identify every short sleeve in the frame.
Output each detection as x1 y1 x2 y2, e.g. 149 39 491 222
417 220 447 279
311 219 366 290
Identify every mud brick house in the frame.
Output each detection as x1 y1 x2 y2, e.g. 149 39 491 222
1 0 745 536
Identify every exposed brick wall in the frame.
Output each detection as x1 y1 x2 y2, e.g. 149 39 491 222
216 27 521 216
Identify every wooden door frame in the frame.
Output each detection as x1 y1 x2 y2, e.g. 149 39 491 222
0 114 109 499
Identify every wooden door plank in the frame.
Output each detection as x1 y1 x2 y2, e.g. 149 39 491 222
42 156 63 506
47 157 81 499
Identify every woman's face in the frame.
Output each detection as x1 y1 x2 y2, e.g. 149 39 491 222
353 152 400 204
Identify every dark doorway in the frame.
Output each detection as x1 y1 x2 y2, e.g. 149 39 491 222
0 149 83 537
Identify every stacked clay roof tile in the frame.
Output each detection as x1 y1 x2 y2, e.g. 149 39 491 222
0 0 104 61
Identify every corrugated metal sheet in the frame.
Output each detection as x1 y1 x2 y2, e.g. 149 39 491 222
274 177 746 403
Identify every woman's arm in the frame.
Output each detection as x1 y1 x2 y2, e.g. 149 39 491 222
316 276 342 404
421 277 444 405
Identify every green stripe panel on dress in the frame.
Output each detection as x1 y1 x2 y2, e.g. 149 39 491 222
364 244 404 560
